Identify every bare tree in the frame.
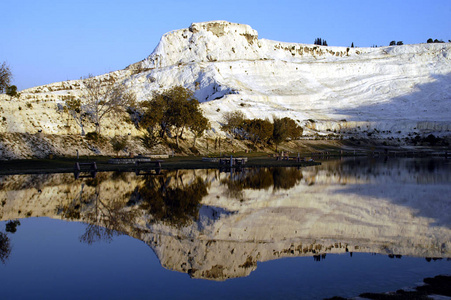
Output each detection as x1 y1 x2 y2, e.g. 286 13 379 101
221 110 245 138
65 97 86 136
0 62 12 93
82 75 136 135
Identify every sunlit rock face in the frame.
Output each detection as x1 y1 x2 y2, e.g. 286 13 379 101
1 159 450 280
125 21 451 137
2 21 450 157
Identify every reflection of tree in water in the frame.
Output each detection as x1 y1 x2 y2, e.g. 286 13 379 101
221 167 303 199
56 173 141 245
221 178 245 200
272 168 303 190
313 253 326 262
0 232 11 264
55 171 209 242
131 173 209 228
79 195 141 245
57 173 110 221
5 220 20 234
80 224 121 245
241 168 274 190
0 220 22 264
221 168 272 200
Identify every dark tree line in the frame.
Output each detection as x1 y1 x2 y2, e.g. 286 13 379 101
314 38 328 46
427 38 446 43
390 40 404 46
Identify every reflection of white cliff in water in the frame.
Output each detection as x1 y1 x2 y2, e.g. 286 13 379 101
0 158 450 280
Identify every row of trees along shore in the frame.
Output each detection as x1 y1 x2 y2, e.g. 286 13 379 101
222 111 303 151
62 75 303 152
64 78 211 151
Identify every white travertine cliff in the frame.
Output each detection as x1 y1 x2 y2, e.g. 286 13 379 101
1 21 450 158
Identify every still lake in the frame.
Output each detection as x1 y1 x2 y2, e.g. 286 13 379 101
0 157 450 299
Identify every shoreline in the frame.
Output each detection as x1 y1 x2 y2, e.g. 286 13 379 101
0 155 322 176
0 146 449 176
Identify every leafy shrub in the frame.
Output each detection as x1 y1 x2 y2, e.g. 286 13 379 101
6 85 20 98
139 128 160 149
110 136 128 156
85 131 107 144
189 147 200 155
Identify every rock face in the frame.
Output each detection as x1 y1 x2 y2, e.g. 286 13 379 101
125 21 451 132
1 21 451 158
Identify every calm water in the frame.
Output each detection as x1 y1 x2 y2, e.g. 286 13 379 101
0 157 450 299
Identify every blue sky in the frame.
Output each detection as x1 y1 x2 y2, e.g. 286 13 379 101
2 0 450 90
